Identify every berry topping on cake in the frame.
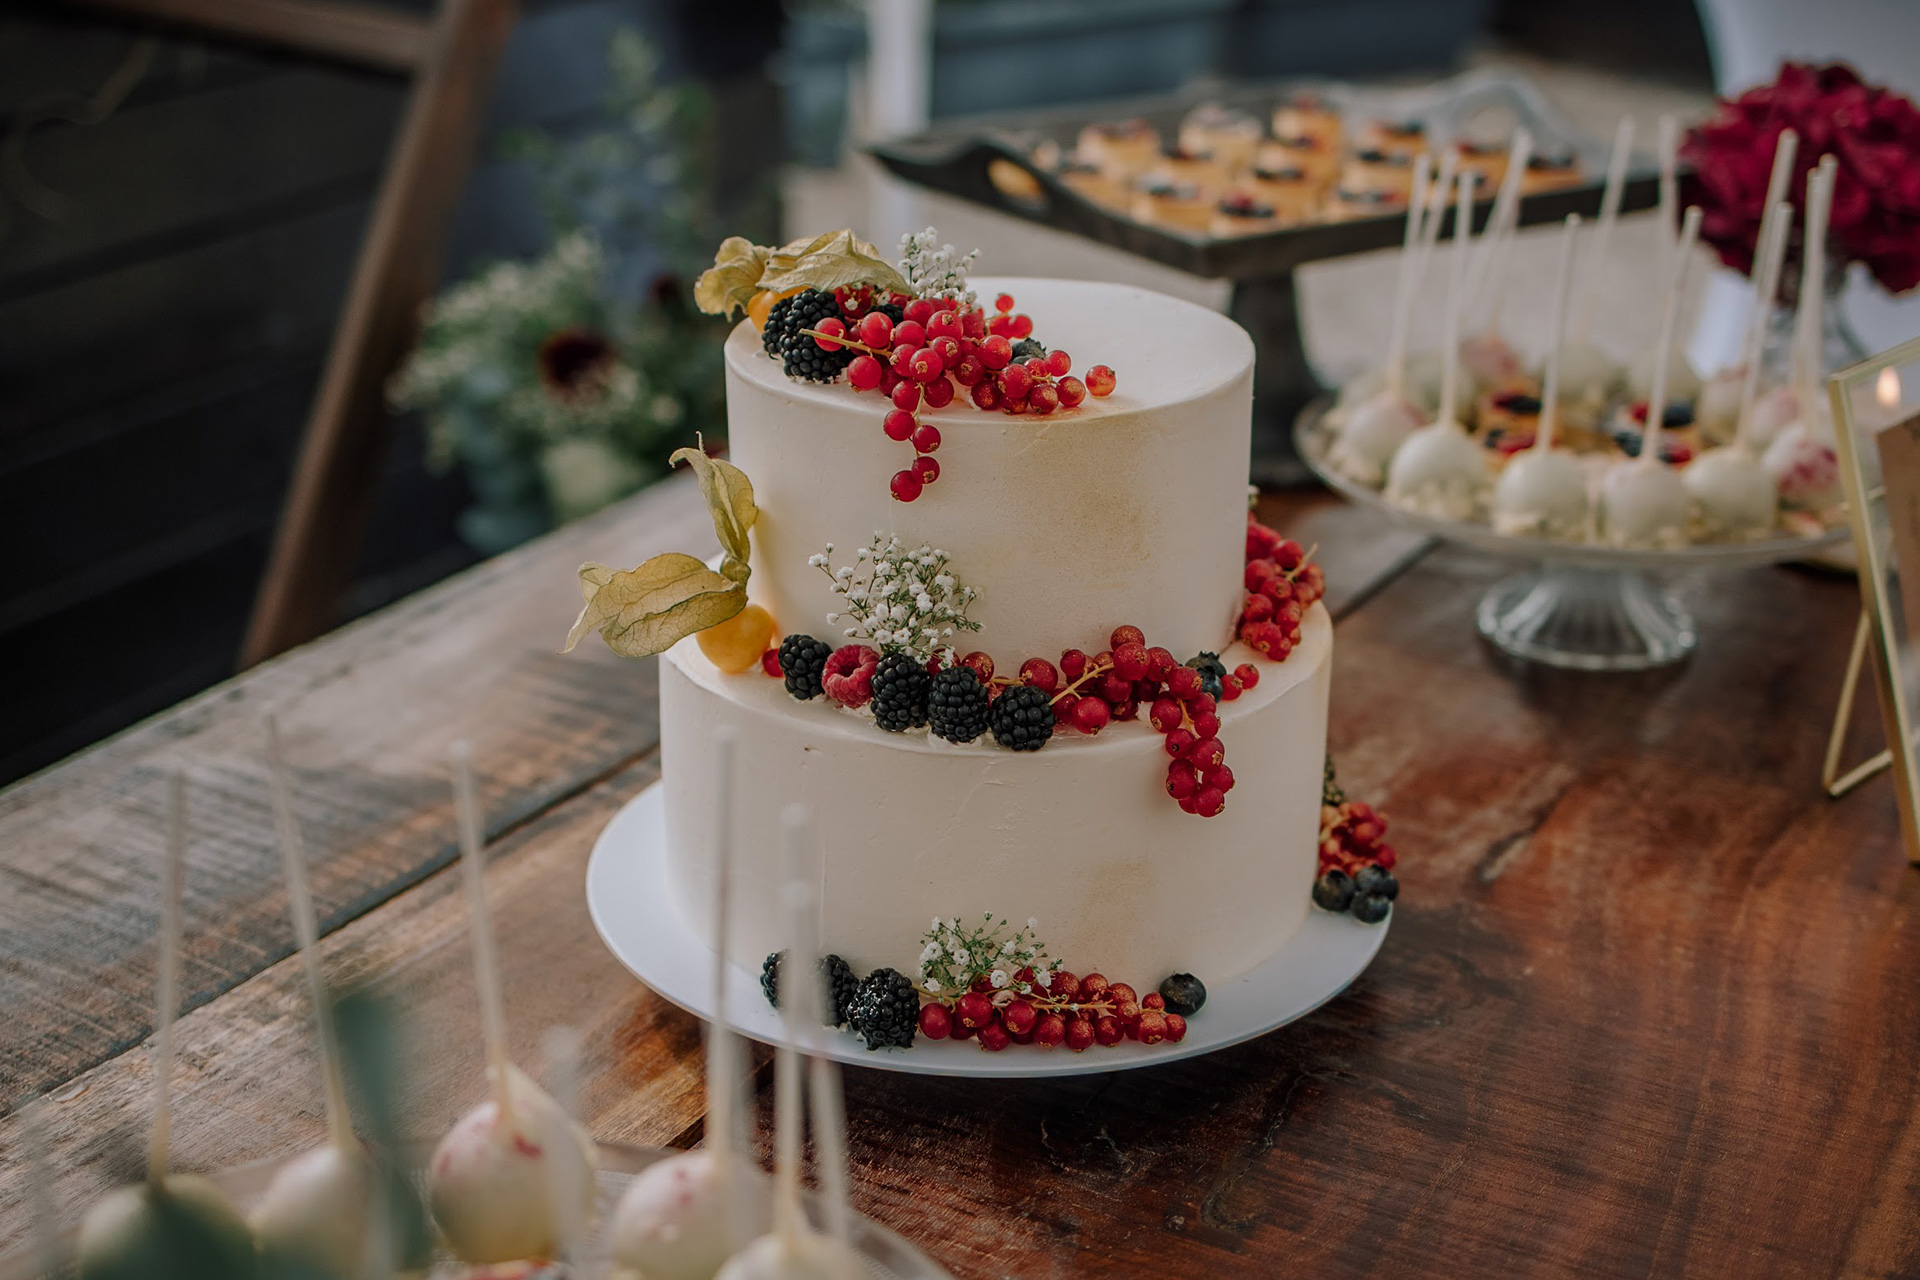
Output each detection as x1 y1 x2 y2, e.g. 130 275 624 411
989 685 1055 751
821 644 880 708
928 666 992 743
773 289 856 382
871 653 932 732
1158 973 1207 1016
777 634 832 700
1351 892 1392 924
849 968 919 1049
1312 869 1356 912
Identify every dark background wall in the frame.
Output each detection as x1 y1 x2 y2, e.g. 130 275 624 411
0 0 781 784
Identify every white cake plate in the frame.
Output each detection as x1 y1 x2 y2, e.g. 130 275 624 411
585 784 1390 1078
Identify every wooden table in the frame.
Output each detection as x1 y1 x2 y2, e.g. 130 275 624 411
3 473 1914 1277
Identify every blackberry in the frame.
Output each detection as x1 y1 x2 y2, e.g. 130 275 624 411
771 289 853 382
989 684 1055 751
1010 337 1047 363
871 653 930 732
1312 868 1356 912
873 300 905 325
781 327 855 382
1159 973 1208 1017
760 952 861 1027
778 634 832 700
1186 651 1227 700
927 666 991 743
848 967 918 1050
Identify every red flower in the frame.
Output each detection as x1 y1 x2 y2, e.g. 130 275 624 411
1681 60 1920 295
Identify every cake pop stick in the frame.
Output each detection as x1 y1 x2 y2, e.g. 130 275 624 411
1657 114 1679 260
1536 215 1582 454
1760 128 1800 232
1793 156 1839 405
1574 117 1634 343
1436 171 1475 431
708 727 743 1173
799 857 851 1259
452 741 513 1120
771 809 809 1250
1465 128 1533 326
1491 215 1591 540
1735 201 1795 453
78 773 257 1280
541 1026 589 1264
1760 158 1846 513
1642 205 1704 466
1383 152 1434 403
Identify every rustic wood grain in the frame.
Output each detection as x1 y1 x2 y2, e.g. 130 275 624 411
0 755 713 1253
0 475 713 1104
61 0 435 74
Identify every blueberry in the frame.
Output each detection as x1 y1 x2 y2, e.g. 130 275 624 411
1350 891 1391 924
1353 865 1399 900
1159 972 1207 1017
1312 869 1355 912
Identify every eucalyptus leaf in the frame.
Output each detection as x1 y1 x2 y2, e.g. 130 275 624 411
563 554 745 657
670 446 756 568
693 236 772 317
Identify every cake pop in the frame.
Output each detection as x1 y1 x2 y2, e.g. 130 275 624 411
1387 171 1490 519
1493 214 1591 540
714 807 862 1280
609 729 771 1280
1554 119 1635 418
1621 115 1702 410
1599 206 1702 549
427 742 597 1265
1693 367 1746 446
1330 154 1432 486
79 774 258 1280
1697 129 1801 449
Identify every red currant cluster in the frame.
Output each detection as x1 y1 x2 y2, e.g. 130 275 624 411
916 968 1186 1052
801 289 1116 503
1238 515 1325 660
1319 798 1396 878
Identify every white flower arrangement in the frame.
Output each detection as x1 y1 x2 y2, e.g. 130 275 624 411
898 228 980 307
916 914 1053 999
814 534 980 664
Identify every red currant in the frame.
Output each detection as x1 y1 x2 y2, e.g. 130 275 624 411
1097 673 1131 704
1247 519 1282 559
1145 647 1176 681
960 651 994 681
1205 764 1235 793
987 313 1015 338
1018 657 1059 692
913 456 940 484
1167 667 1201 699
1150 698 1183 733
1163 1013 1187 1043
848 354 884 390
1192 787 1226 818
1009 313 1034 339
883 409 916 441
903 298 936 326
858 311 894 347
759 648 782 677
994 292 1015 313
1056 650 1086 682
1185 691 1216 718
1072 697 1110 733
977 1021 1012 1052
890 469 923 502
1110 625 1146 649
1046 349 1072 377
954 991 993 1029
979 335 1013 369
922 376 955 409
812 316 846 350
970 379 999 410
1166 760 1198 799
918 1003 952 1040
890 380 921 411
892 319 927 350
907 347 943 383
1001 999 1038 1036
963 307 987 339
1241 593 1275 625
1275 540 1305 571
951 354 984 386
1136 1010 1168 1044
930 335 961 367
928 309 963 340
1186 737 1225 770
1056 376 1087 408
1094 1016 1124 1047
1066 1018 1095 1052
1035 1013 1067 1048
1086 365 1117 396
1028 382 1059 414
1219 675 1243 701
1112 642 1149 681
998 363 1033 400
1235 663 1259 688
911 423 941 454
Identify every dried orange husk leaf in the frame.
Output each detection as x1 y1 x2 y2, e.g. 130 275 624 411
759 228 909 298
693 236 773 317
670 446 756 580
563 554 745 658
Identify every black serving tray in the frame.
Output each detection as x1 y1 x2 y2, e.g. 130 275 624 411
869 70 1668 481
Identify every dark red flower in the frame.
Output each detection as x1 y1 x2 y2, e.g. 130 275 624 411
1681 60 1920 295
536 326 616 401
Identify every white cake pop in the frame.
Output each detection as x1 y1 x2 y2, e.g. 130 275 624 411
1460 332 1524 387
252 1144 377 1278
1493 214 1591 540
1546 340 1620 417
1623 344 1703 407
610 730 771 1280
715 1229 862 1280
1387 171 1490 519
1762 422 1842 511
1332 154 1434 487
1694 365 1746 446
79 774 257 1280
428 744 597 1265
1762 157 1844 515
1598 206 1702 549
1748 383 1800 450
1685 446 1777 538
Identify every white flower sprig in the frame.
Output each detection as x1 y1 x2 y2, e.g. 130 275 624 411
918 915 1052 999
811 533 980 665
897 228 980 307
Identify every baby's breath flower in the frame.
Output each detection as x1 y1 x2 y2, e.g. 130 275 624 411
990 969 1009 989
811 534 981 664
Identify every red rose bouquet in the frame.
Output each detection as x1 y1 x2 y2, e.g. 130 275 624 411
1682 61 1920 295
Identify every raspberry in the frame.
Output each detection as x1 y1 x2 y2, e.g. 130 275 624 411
778 634 832 700
1018 657 1059 692
883 409 916 441
1086 365 1116 396
891 380 921 411
821 644 880 708
1235 663 1260 689
977 1022 1012 1052
918 1003 952 1040
1066 1018 1096 1052
923 376 955 409
1071 697 1110 733
759 647 782 677
911 424 941 454
913 455 940 484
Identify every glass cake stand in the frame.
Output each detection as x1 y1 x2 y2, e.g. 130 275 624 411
0 1141 953 1280
1295 402 1849 671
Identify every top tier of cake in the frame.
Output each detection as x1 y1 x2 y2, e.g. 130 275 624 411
724 277 1255 661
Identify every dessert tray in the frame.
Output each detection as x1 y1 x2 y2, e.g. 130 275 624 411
0 1141 953 1280
1295 400 1850 670
585 784 1390 1080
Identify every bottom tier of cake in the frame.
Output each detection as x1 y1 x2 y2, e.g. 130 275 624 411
656 603 1332 986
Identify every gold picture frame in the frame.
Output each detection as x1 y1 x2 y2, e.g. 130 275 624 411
1828 335 1920 864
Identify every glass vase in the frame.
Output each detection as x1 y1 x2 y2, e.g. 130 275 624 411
1757 250 1871 388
